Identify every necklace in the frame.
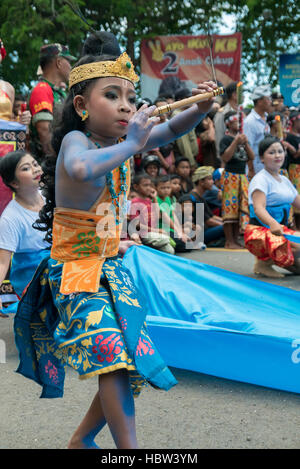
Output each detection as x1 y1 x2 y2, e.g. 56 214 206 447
86 132 128 225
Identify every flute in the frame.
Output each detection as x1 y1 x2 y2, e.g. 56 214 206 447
151 86 224 116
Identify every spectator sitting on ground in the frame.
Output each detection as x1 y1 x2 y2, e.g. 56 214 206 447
178 194 204 250
170 173 182 201
202 167 224 216
186 166 225 246
155 175 191 253
140 153 161 179
129 173 175 254
175 156 193 197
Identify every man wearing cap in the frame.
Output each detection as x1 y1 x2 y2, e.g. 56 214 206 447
29 43 76 162
243 84 272 174
181 166 224 246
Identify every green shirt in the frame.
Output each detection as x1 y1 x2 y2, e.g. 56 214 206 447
157 196 175 233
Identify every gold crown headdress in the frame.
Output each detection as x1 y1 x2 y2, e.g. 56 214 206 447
69 52 139 88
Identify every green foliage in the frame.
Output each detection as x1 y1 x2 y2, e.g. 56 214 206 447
0 0 298 94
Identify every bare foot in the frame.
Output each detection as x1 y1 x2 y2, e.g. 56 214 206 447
0 312 9 318
67 434 100 449
225 242 243 249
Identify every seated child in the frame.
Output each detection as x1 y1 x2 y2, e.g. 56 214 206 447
175 156 193 197
129 173 175 254
155 175 191 252
202 167 223 216
140 154 161 179
170 173 182 201
183 166 225 246
178 195 205 250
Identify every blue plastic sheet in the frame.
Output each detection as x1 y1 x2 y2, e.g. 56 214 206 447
284 234 300 244
123 246 300 394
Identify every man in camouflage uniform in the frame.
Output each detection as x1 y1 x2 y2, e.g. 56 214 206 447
29 44 76 162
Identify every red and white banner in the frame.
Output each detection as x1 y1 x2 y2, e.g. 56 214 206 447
140 33 242 100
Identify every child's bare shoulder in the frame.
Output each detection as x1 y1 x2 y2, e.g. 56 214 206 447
62 130 87 144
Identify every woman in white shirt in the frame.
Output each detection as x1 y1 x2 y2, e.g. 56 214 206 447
244 136 300 278
0 150 50 316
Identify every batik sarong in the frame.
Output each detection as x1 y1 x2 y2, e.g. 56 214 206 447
244 224 295 267
14 159 177 398
288 164 300 214
221 171 249 232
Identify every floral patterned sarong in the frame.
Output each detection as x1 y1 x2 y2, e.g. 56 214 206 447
221 171 249 232
288 164 300 214
244 224 295 268
14 255 177 398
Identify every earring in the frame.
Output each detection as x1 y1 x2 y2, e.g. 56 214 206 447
81 110 89 121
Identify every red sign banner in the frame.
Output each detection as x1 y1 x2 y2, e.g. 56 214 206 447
140 33 242 100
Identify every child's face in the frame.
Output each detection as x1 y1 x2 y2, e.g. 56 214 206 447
134 178 153 198
156 181 171 199
76 77 137 139
170 177 181 194
145 163 159 178
201 175 214 191
227 116 238 132
176 161 191 178
128 189 138 200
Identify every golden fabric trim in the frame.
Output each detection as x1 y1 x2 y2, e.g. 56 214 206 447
69 52 139 88
79 363 137 380
57 327 122 348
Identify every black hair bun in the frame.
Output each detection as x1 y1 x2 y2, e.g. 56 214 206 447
81 31 121 57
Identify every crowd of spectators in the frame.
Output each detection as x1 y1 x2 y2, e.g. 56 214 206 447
0 36 300 310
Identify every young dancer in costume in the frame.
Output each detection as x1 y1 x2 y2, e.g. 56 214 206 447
14 40 217 449
244 136 300 278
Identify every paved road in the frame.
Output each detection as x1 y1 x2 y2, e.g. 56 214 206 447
1 248 299 449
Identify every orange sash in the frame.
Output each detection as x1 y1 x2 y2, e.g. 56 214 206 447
51 161 130 294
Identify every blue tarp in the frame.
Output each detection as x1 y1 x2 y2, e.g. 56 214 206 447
122 246 300 394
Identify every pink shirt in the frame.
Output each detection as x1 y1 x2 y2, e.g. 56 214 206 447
129 197 158 231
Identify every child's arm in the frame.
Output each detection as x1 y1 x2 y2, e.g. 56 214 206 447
252 190 284 235
244 139 255 160
141 82 217 153
221 134 245 163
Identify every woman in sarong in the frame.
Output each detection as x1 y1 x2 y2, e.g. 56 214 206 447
14 34 216 449
244 136 300 278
